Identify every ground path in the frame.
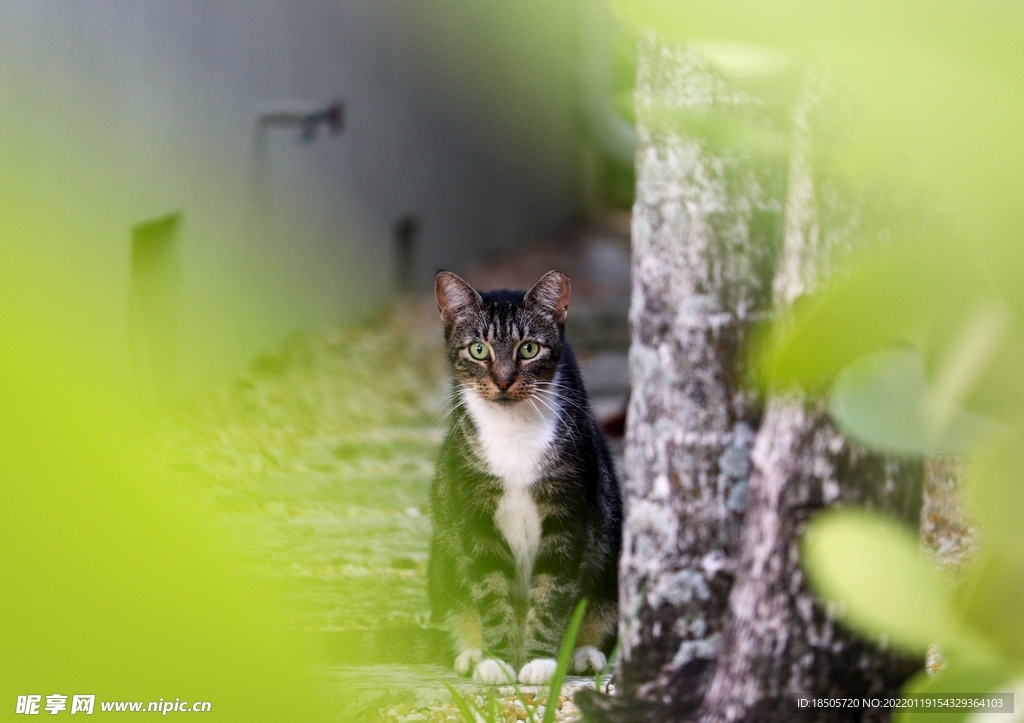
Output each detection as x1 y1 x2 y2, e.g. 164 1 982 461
152 225 632 721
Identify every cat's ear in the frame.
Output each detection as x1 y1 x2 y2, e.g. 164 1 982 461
525 271 571 325
435 271 482 324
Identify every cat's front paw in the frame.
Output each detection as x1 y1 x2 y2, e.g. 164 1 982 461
518 658 557 685
454 648 482 676
473 658 516 685
571 646 607 674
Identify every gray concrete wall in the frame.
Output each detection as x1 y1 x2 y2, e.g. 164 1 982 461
0 1 582 394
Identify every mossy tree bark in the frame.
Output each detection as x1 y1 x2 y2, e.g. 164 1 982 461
615 34 784 703
578 37 922 723
693 73 922 723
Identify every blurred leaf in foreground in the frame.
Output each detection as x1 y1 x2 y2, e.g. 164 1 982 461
966 432 1024 567
894 663 1014 723
0 361 327 720
801 510 990 661
828 348 998 457
954 549 1024 666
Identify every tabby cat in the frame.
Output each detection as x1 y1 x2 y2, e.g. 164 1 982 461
428 270 622 685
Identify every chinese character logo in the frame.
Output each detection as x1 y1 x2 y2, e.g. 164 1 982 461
44 695 67 715
16 695 41 715
70 696 95 715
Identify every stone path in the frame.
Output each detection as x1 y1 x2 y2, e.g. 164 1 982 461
323 665 606 723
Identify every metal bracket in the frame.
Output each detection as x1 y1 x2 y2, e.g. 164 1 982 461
256 100 344 143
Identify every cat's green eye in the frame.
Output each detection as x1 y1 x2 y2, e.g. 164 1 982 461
468 342 490 361
518 341 541 360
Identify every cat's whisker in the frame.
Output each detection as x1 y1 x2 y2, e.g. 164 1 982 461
549 392 589 448
533 381 593 417
432 384 471 425
530 389 583 449
530 394 582 450
525 397 545 425
432 391 464 419
453 407 472 431
533 381 586 414
438 408 474 458
434 402 464 426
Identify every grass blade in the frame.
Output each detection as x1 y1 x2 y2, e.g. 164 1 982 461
486 689 499 723
595 636 620 692
499 666 537 723
444 682 483 723
543 598 588 723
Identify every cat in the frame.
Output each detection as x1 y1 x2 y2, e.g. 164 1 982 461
428 269 623 686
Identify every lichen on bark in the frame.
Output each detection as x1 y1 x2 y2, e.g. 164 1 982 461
696 397 922 723
591 38 926 723
618 33 785 701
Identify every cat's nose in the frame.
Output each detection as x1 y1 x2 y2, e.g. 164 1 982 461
494 377 514 391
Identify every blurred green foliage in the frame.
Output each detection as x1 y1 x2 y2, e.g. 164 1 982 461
0 356 327 719
618 0 1024 714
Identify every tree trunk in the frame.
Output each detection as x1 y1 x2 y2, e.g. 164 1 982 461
693 71 923 723
615 33 784 703
578 39 922 723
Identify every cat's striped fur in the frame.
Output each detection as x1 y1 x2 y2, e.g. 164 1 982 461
428 270 622 686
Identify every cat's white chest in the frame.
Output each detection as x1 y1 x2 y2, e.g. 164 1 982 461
493 486 542 589
462 390 559 582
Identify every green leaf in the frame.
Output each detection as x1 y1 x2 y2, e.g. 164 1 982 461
893 663 1013 723
543 598 588 723
615 1 1024 231
636 102 792 158
689 40 791 80
802 510 977 655
955 550 1024 665
829 348 995 456
759 242 986 393
758 239 1024 427
486 689 500 723
966 432 1024 566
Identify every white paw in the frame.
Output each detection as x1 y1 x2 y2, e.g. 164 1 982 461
454 648 482 676
518 658 557 685
473 658 516 685
571 646 607 674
